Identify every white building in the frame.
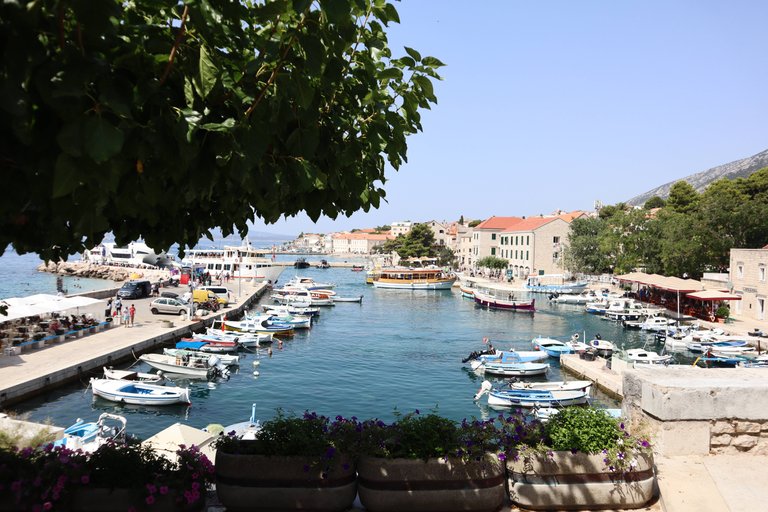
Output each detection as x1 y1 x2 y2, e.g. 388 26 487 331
331 232 394 254
390 221 413 237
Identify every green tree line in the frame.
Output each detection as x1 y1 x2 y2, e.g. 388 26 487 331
563 168 768 278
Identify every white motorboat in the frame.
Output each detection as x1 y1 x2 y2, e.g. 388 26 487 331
163 348 240 366
208 322 275 345
332 295 364 303
263 304 320 316
222 403 262 440
90 378 191 406
625 348 672 365
103 366 164 383
54 413 128 452
548 290 598 304
247 312 312 330
585 337 616 357
472 360 550 377
638 316 676 332
284 276 335 290
139 353 230 379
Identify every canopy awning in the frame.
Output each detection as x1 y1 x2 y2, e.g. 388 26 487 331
614 272 703 292
1 294 104 323
687 290 742 301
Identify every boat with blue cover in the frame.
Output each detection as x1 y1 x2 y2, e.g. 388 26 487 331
54 413 127 451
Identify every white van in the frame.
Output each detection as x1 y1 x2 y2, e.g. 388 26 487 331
199 285 231 305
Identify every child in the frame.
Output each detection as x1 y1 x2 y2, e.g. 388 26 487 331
129 304 136 326
122 307 130 327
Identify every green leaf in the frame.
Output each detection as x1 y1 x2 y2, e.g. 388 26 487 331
378 67 403 81
404 47 421 62
199 45 218 99
52 155 82 198
84 117 124 164
200 118 236 132
320 0 351 24
56 121 84 157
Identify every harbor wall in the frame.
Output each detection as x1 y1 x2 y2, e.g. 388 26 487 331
622 367 768 456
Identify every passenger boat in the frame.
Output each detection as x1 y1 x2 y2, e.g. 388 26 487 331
181 240 283 283
90 378 191 406
531 337 572 357
473 290 535 311
525 274 588 294
474 381 589 408
371 267 456 290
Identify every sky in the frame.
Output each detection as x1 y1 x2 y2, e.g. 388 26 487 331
251 0 768 238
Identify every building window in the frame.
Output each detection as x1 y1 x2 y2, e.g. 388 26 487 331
738 265 744 279
553 236 560 243
491 248 496 256
553 252 559 260
526 250 529 260
491 233 496 241
527 236 530 245
515 236 518 245
760 266 766 282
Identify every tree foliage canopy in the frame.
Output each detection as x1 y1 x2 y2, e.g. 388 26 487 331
564 169 768 278
375 222 437 259
0 0 443 260
476 256 507 270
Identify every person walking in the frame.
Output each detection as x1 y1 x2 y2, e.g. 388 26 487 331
105 298 113 321
122 306 130 327
129 304 136 327
114 296 123 319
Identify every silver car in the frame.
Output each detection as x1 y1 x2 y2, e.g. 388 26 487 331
149 297 189 315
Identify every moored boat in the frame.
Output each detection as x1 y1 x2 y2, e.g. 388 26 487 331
473 290 535 311
371 267 456 290
90 378 191 406
509 380 593 392
103 366 164 383
181 240 283 283
625 348 672 365
472 360 550 377
54 413 128 451
139 352 230 379
474 381 589 408
164 348 240 366
526 274 588 294
531 337 572 357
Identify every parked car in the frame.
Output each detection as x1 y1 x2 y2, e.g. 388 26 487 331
149 297 189 315
117 280 152 299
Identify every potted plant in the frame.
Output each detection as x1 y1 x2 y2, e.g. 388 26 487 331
505 407 655 511
0 441 213 511
715 305 730 322
356 410 508 512
214 411 358 512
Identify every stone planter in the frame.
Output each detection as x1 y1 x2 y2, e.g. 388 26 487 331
506 451 655 510
357 454 506 512
215 452 357 512
67 487 205 512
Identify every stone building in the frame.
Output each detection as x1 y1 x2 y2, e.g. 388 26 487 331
331 232 394 254
729 247 768 320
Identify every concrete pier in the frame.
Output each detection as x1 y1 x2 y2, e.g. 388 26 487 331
0 282 270 409
559 353 625 400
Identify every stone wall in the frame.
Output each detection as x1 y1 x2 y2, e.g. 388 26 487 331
622 366 768 456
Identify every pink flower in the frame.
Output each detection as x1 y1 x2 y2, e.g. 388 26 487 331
80 475 90 485
146 483 157 494
159 485 169 495
43 503 53 511
145 495 155 505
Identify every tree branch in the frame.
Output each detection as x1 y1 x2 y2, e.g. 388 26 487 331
159 4 189 86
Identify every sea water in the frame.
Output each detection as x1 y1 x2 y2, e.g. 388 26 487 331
8 259 687 440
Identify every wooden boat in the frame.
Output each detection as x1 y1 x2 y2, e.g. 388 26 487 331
531 337 572 357
466 349 549 366
371 267 456 290
331 295 364 303
509 380 593 392
473 290 535 311
90 378 191 406
474 381 589 408
103 366 164 383
139 352 229 378
458 285 475 299
471 360 549 377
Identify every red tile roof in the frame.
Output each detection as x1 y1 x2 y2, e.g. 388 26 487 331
475 216 524 230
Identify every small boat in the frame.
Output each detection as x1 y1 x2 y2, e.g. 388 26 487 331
103 366 164 384
223 318 295 336
548 290 598 304
625 348 672 365
206 326 273 346
638 316 676 332
509 380 593 392
525 275 589 294
472 360 550 377
222 403 262 440
531 337 572 357
284 276 335 290
263 304 320 317
586 337 616 357
182 336 240 353
163 348 240 366
351 265 365 272
331 295 364 303
139 352 230 379
459 285 475 299
474 381 589 408
54 413 128 451
474 291 535 311
686 339 749 353
466 350 549 369
90 378 191 406
293 258 310 269
316 260 331 269
248 312 311 329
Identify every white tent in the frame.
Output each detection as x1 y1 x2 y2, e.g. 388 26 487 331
1 294 104 323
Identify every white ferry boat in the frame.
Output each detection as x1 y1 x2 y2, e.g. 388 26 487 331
371 267 456 290
182 241 284 283
84 241 172 267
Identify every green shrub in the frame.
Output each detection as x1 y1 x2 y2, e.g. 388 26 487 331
544 407 621 453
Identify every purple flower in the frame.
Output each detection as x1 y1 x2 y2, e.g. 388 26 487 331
159 485 169 495
620 422 625 430
43 503 53 511
145 495 155 505
146 483 157 494
498 452 507 461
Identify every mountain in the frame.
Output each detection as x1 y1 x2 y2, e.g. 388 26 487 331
626 148 768 206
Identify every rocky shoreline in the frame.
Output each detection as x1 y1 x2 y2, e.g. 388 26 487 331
37 261 167 282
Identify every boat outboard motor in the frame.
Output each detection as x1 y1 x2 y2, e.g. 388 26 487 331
206 354 230 380
462 351 480 363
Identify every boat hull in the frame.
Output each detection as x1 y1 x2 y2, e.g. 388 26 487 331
487 389 588 408
372 279 455 290
139 353 213 377
90 379 190 406
477 362 550 377
474 292 535 311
